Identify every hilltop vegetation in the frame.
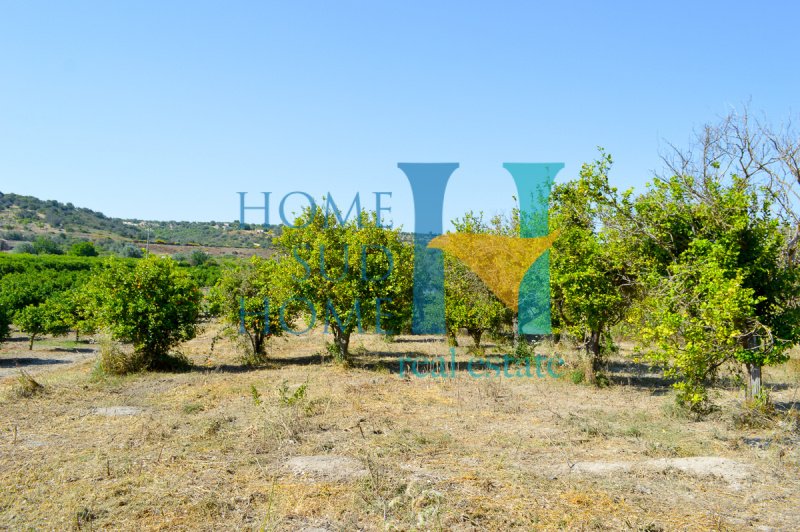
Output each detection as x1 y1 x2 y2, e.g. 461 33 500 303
0 191 278 250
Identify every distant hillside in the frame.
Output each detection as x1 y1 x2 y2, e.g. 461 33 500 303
0 191 277 249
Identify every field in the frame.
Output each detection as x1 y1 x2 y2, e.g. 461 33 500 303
1 325 799 531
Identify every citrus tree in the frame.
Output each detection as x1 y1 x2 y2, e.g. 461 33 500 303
629 171 800 409
13 297 71 350
90 257 202 369
0 307 9 344
549 153 637 384
276 207 412 362
443 212 511 348
211 255 299 363
58 288 98 341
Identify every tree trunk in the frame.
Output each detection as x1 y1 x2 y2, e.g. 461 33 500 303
742 335 762 402
332 325 350 362
745 362 762 401
585 330 601 385
512 316 519 349
446 330 458 347
28 335 35 350
253 331 265 356
469 329 483 348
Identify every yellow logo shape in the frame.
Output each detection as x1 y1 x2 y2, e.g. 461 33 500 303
427 231 558 311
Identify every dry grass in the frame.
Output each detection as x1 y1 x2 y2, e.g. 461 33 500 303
12 370 44 398
1 324 799 530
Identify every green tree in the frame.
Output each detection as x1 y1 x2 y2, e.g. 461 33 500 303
32 236 63 255
211 255 299 362
13 298 71 350
628 171 800 409
90 257 202 368
276 206 413 362
0 269 88 315
14 305 47 350
69 241 98 257
58 288 98 341
443 212 511 348
549 153 637 384
636 240 759 407
607 109 800 408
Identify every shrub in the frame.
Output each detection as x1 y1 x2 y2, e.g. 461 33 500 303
32 236 63 255
189 250 210 266
13 371 44 398
97 333 146 375
90 256 202 370
13 242 36 254
69 241 98 257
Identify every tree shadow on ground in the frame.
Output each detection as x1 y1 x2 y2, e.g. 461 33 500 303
0 357 72 368
774 400 800 413
52 347 96 354
606 359 674 395
2 336 30 343
189 353 327 374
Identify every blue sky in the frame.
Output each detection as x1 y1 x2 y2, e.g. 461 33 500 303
1 1 798 230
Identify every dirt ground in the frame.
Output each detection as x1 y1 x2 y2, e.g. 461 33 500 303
1 325 799 531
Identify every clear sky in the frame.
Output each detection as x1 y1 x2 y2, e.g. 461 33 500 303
1 1 798 231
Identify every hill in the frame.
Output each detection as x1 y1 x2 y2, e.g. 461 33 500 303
0 191 277 251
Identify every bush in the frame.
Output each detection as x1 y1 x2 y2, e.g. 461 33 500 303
32 236 63 255
13 298 71 350
13 242 36 254
90 257 202 370
13 371 44 398
189 250 210 266
97 334 146 375
69 241 98 257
